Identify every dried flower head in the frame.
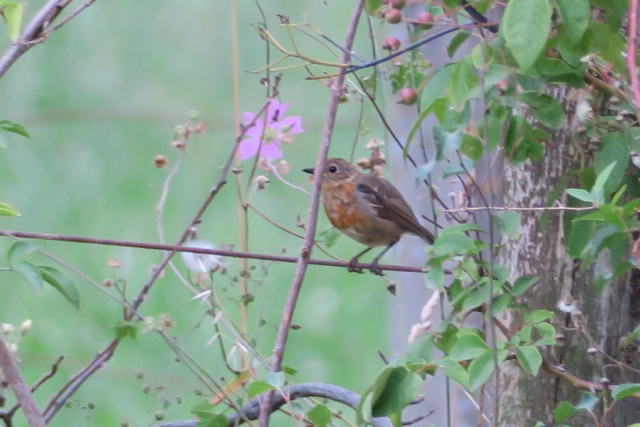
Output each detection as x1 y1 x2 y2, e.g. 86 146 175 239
153 154 169 168
255 175 270 190
365 138 385 150
182 241 221 274
278 159 290 175
107 259 123 268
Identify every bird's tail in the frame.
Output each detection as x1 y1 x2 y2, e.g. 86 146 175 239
418 225 435 244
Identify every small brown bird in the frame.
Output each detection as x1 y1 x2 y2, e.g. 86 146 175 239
304 158 434 275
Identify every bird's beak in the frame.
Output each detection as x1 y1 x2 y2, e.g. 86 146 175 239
302 167 314 175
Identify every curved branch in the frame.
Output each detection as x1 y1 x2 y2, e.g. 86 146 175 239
0 0 73 79
156 383 392 427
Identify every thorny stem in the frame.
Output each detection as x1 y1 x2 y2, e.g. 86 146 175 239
257 1 366 426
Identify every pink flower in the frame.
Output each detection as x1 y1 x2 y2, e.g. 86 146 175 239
238 99 304 161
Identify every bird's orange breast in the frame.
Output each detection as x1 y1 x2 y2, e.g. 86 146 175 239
322 182 372 233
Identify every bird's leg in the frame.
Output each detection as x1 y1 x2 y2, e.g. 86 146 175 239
348 247 373 273
370 241 398 276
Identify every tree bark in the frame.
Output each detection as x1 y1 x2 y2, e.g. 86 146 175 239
498 86 640 426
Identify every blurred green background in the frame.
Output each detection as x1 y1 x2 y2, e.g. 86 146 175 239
0 0 394 425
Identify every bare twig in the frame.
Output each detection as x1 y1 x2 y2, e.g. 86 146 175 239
0 336 46 427
4 356 64 420
258 2 366 426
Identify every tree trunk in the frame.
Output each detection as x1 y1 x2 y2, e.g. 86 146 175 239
498 86 640 426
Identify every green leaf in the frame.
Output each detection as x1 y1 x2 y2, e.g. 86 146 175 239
7 240 37 267
495 210 521 237
197 415 228 427
14 261 43 292
414 160 436 186
534 322 557 345
431 232 476 256
525 309 555 323
113 321 138 340
447 31 471 57
512 276 539 295
307 404 332 427
425 264 445 291
363 0 382 15
555 0 590 42
566 188 594 203
460 134 483 161
433 127 462 160
370 366 422 417
576 392 598 411
246 381 275 399
519 92 565 129
591 161 617 204
594 133 629 195
468 349 505 391
281 365 297 375
356 387 374 426
439 357 470 389
191 401 228 427
0 120 29 138
265 372 285 389
502 0 552 70
0 201 21 216
449 57 478 111
491 293 512 314
319 226 341 248
404 334 433 363
3 1 22 41
448 334 488 361
611 383 640 400
39 266 80 309
554 401 576 423
515 345 542 375
590 22 626 74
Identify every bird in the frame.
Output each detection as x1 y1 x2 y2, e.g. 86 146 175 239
303 158 434 275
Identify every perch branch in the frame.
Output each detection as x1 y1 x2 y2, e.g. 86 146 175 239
0 229 433 275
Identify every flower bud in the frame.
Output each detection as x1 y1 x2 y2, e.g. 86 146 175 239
385 8 402 24
20 319 32 336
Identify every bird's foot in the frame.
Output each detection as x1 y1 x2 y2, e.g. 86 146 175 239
347 257 364 274
369 260 384 276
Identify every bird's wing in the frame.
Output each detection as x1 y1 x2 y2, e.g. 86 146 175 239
356 176 434 243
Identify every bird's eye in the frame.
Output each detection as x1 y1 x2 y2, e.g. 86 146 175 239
328 165 338 173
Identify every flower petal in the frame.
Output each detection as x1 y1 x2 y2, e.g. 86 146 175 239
244 117 265 138
276 116 304 134
238 138 261 160
260 142 283 160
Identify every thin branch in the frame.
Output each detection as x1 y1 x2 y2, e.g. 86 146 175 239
0 0 75 79
157 383 392 427
23 0 98 46
0 336 46 427
258 2 365 426
4 356 64 420
0 229 431 274
442 205 597 213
